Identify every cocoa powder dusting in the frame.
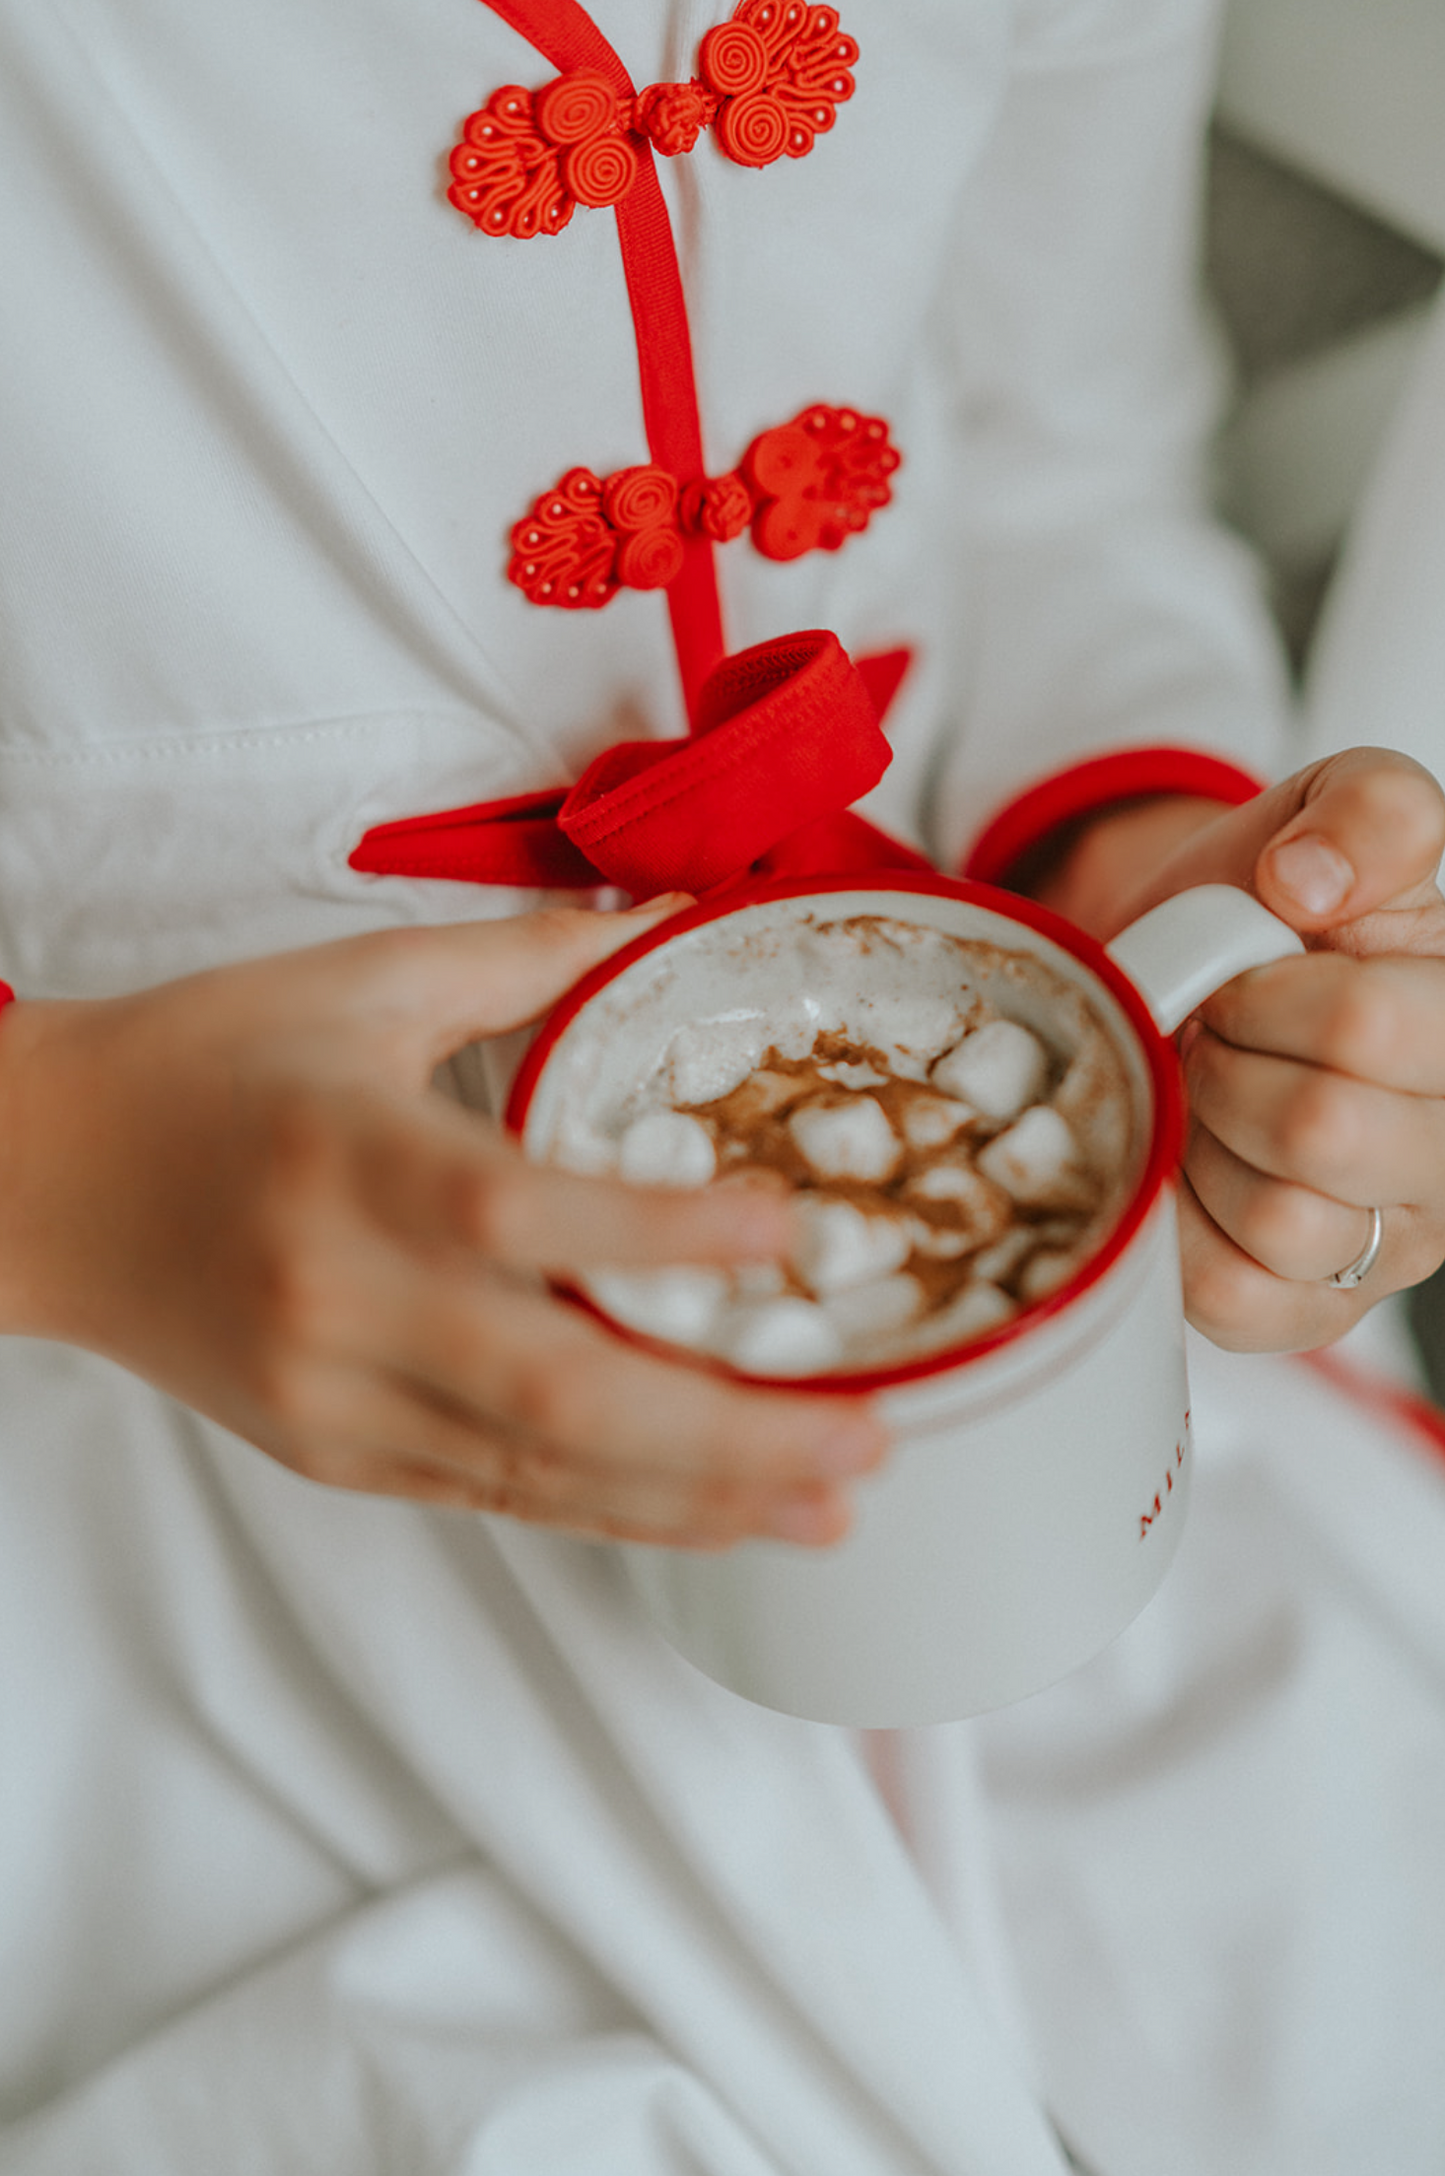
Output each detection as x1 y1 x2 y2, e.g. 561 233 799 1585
691 1029 1103 1322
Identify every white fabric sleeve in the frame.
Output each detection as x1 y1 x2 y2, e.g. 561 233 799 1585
925 0 1295 869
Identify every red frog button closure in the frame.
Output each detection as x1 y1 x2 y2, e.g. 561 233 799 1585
449 1 859 237
510 406 902 609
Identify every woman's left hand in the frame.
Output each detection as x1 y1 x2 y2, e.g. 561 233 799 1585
1044 748 1445 1351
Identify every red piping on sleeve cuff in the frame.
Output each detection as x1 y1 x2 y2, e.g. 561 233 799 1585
962 747 1266 890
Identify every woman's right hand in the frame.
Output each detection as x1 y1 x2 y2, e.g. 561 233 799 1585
0 903 887 1548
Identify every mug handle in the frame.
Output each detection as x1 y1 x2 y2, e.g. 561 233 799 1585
1105 884 1306 1035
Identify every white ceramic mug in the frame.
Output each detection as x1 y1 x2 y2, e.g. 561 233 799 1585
509 875 1303 1726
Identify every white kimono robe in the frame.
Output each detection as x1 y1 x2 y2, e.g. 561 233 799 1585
5 1 1445 2170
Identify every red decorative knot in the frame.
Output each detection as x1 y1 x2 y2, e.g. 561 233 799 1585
448 1 858 237
508 404 899 608
744 404 900 559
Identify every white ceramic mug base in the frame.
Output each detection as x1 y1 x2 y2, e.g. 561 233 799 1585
625 1194 1189 1725
513 880 1300 1727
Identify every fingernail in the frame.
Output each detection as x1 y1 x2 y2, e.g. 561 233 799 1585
626 891 695 916
768 1492 848 1546
1269 833 1353 916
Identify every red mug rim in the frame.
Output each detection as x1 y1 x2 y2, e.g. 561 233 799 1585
504 871 1185 1392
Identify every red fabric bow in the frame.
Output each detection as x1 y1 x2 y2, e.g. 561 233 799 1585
350 633 923 895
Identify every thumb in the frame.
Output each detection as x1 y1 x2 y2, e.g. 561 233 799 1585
360 895 695 1067
1252 748 1445 932
1124 749 1445 937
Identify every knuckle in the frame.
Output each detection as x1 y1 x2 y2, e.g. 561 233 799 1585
364 1454 451 1503
433 1473 521 1520
466 1164 538 1260
423 1304 491 1391
1185 1268 1279 1352
497 1442 573 1510
1316 975 1402 1076
249 1347 327 1437
689 1406 812 1507
1365 755 1445 853
1276 1073 1360 1186
502 1353 587 1444
300 1439 374 1494
471 1483 534 1521
1180 1202 1273 1350
527 905 600 954
464 1438 580 1522
1241 1183 1333 1270
252 1232 341 1350
681 1462 757 1526
257 1083 335 1189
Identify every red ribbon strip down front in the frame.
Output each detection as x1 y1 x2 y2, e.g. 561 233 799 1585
510 403 900 609
449 0 858 238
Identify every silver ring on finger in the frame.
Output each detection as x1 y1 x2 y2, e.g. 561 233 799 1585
1325 1205 1385 1291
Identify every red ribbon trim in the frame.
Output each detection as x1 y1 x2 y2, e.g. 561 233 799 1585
351 637 914 893
348 788 595 889
963 748 1266 889
558 629 887 892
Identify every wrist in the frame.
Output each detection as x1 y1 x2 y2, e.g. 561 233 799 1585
963 747 1266 940
1029 795 1232 939
0 997 94 1340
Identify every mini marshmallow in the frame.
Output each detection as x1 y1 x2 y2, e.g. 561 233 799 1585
794 1195 914 1294
618 1109 718 1188
906 1215 975 1261
845 993 968 1080
905 1161 1012 1244
719 1069 810 1126
970 1225 1040 1284
933 1281 1017 1342
900 1094 977 1151
663 1015 768 1106
931 1018 1049 1121
788 1096 901 1183
823 1272 926 1344
587 1267 729 1347
770 998 848 1061
816 1059 889 1090
1015 1247 1081 1302
1034 1217 1089 1250
975 1104 1083 1206
550 1128 618 1178
719 1297 845 1377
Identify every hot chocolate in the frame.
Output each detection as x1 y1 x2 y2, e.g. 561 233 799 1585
529 908 1145 1376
